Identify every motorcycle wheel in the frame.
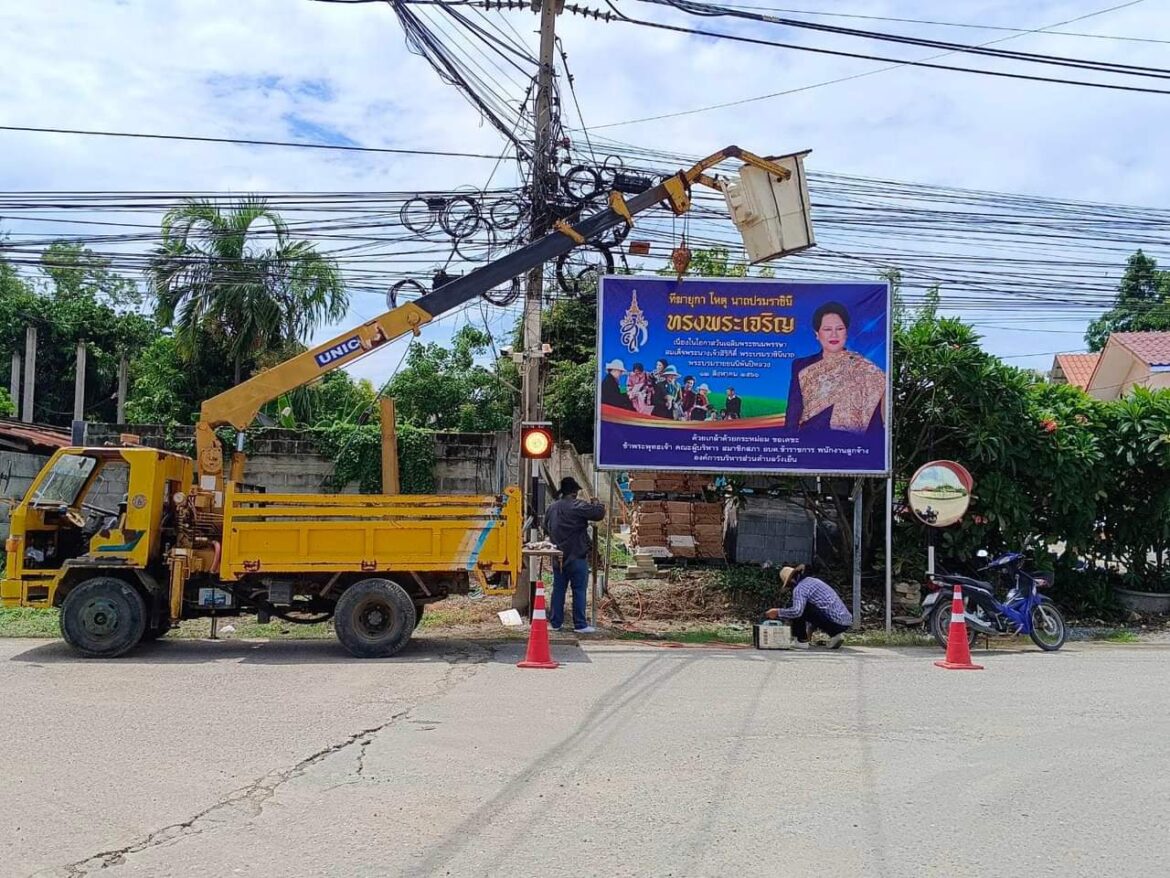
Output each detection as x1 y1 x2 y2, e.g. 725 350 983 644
1028 602 1067 651
930 600 978 651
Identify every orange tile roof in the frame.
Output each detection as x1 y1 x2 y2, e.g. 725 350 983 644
1111 332 1170 366
1054 353 1099 390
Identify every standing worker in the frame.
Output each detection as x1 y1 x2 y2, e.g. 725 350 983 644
543 477 606 634
765 565 851 649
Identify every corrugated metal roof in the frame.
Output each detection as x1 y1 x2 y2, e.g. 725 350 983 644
0 418 71 453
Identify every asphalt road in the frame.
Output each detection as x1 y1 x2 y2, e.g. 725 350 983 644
4 635 1168 877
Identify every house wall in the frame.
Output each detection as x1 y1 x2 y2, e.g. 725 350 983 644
1146 372 1170 392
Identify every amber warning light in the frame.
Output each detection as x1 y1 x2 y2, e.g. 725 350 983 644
521 422 554 460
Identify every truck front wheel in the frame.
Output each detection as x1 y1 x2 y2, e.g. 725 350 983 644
60 577 147 658
334 579 416 658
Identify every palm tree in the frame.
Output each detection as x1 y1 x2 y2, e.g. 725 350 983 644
148 198 347 382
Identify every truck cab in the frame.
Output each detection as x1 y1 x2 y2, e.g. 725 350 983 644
2 447 192 646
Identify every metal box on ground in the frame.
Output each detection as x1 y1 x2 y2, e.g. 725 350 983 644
753 620 793 650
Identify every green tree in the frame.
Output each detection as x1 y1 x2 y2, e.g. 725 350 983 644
148 198 347 382
0 247 154 426
124 335 237 426
385 325 512 432
41 242 145 312
1085 250 1170 351
0 387 14 417
1097 388 1170 585
282 370 379 428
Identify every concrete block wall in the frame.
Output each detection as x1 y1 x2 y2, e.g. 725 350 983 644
82 424 360 494
432 432 511 495
1 452 49 541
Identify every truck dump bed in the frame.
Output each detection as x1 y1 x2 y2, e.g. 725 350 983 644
220 484 522 584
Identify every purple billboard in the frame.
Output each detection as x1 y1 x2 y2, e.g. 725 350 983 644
595 276 891 475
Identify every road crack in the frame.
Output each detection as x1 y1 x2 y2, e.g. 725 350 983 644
45 641 492 877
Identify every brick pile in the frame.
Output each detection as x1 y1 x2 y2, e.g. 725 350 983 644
629 499 726 561
625 471 725 566
627 472 711 495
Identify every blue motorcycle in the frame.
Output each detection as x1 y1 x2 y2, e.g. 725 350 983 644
923 550 1067 652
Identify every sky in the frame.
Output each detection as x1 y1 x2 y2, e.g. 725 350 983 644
1 0 1167 385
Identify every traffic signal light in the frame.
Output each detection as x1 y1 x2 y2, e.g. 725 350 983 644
520 422 554 460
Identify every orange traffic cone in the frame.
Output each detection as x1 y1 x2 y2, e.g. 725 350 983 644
934 583 983 671
518 584 559 669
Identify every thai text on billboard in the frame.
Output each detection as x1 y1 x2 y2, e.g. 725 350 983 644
595 276 891 474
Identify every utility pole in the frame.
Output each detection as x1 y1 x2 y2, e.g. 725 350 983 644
516 0 561 614
21 326 36 424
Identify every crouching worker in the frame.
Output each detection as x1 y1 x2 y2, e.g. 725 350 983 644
765 565 852 650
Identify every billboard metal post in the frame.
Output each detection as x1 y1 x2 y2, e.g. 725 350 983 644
885 475 893 633
595 478 616 629
852 478 862 630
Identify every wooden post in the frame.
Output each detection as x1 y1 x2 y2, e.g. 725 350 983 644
116 353 129 424
73 341 87 422
380 397 400 494
22 326 36 423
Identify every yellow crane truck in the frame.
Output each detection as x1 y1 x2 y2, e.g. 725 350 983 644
1 146 806 658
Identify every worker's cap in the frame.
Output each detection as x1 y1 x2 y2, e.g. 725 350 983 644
779 564 805 588
663 365 680 376
698 383 710 392
559 476 583 495
604 359 627 372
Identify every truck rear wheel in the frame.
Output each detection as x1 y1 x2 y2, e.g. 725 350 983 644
60 577 147 658
334 579 416 658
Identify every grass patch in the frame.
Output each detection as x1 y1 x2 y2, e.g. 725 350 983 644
219 620 335 640
418 604 498 629
611 625 751 645
848 630 935 647
0 607 59 637
1103 629 1140 643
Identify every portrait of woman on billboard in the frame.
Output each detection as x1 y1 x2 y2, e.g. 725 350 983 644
785 301 886 438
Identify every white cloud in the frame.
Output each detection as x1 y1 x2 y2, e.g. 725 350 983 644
1 0 1167 382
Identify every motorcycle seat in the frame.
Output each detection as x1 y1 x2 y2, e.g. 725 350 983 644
934 573 993 594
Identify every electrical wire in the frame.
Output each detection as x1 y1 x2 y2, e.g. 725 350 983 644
634 0 1169 80
589 0 1165 127
0 124 508 159
696 2 1166 45
598 3 1170 97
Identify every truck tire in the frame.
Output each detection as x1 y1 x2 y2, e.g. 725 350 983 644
334 579 416 658
60 577 147 658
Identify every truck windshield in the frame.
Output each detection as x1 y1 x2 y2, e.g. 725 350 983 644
29 454 97 507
